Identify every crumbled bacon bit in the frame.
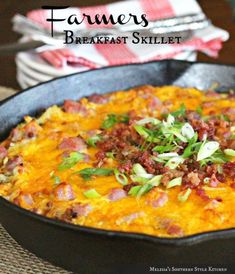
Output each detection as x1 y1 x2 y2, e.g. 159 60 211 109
185 172 201 186
190 119 215 141
223 162 235 179
123 183 139 193
135 151 156 174
118 160 133 174
209 174 220 188
161 170 184 186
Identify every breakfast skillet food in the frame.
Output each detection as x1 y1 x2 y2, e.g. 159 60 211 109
0 86 234 238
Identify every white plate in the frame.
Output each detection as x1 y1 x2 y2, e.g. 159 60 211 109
17 69 40 88
16 59 53 82
16 71 29 89
16 52 84 77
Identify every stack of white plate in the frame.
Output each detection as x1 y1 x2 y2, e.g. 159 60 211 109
15 51 88 89
16 51 197 89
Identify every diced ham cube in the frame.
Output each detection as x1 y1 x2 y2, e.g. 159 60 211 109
0 146 7 160
151 192 168 208
108 188 127 201
63 100 86 114
5 156 23 172
54 183 75 201
58 137 87 152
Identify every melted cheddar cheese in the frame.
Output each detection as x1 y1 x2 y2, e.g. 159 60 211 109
0 86 235 238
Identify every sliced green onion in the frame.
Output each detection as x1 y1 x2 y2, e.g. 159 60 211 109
196 106 203 115
132 163 153 178
178 188 192 202
147 175 162 186
166 177 182 189
152 144 174 153
101 114 117 129
170 104 186 118
165 156 184 169
170 128 188 143
130 175 149 184
114 169 128 185
106 152 115 159
83 189 101 198
78 168 113 180
136 117 160 125
167 114 175 125
133 163 147 174
128 184 153 197
87 135 101 147
151 156 166 163
58 152 84 171
197 141 220 161
137 184 153 198
181 123 195 139
133 125 150 139
224 149 235 157
203 177 210 184
158 152 179 159
128 185 142 196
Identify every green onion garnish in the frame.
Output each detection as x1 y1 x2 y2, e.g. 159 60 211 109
132 163 153 178
165 156 184 169
178 188 192 202
147 175 162 186
136 117 160 125
197 141 220 161
58 152 84 171
128 185 142 196
101 114 129 129
224 149 235 157
114 169 128 185
78 168 113 180
166 177 182 189
87 135 101 147
170 104 186 117
130 175 149 184
181 123 195 139
83 189 101 198
128 184 153 197
133 125 150 139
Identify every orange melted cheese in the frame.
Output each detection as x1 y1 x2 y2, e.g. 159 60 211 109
0 86 235 237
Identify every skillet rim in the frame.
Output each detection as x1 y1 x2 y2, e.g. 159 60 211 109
1 59 235 246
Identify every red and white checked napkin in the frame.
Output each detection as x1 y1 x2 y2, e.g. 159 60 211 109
25 0 229 69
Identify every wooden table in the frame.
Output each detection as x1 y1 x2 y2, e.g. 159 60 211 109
0 0 234 89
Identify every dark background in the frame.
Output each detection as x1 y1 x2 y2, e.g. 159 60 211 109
0 0 235 89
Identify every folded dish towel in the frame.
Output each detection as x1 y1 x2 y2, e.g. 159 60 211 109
22 0 229 69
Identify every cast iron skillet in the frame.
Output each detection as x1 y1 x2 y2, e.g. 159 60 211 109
0 60 235 274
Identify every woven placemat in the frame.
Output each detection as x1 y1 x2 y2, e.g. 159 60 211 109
0 87 72 273
0 224 72 274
